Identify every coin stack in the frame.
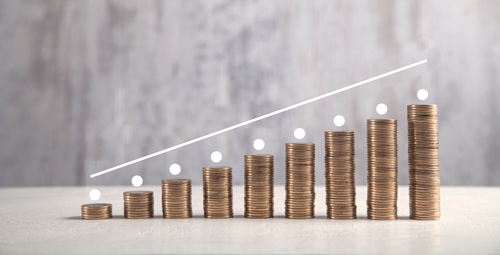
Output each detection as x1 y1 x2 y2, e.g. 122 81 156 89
367 119 398 220
285 143 315 219
81 203 112 220
123 191 154 219
244 155 274 219
203 167 233 218
325 131 357 219
408 104 440 220
161 179 193 219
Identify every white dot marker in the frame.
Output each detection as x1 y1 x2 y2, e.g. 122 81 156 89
334 115 345 127
253 139 265 150
211 151 222 163
170 163 181 175
417 89 429 101
89 189 101 201
294 128 306 139
131 175 143 187
376 103 388 115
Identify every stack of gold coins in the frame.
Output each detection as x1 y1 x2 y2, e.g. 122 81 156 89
408 104 440 220
367 119 398 220
244 155 274 218
81 203 112 220
203 167 233 218
123 191 154 219
285 143 315 219
325 131 356 219
161 179 192 219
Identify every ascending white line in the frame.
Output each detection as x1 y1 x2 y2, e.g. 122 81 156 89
90 59 427 178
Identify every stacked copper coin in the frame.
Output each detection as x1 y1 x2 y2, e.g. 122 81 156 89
81 203 112 220
244 155 274 218
123 191 154 219
408 104 440 220
203 167 233 218
325 131 357 219
285 143 315 219
367 119 398 220
161 179 192 219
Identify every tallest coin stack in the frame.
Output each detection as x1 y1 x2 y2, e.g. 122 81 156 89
407 105 440 220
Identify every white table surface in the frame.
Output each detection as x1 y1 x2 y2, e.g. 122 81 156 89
0 185 499 254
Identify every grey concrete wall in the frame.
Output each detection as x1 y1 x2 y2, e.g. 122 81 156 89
0 0 499 187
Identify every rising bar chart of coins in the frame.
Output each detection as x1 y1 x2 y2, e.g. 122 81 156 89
79 59 443 224
3 2 500 254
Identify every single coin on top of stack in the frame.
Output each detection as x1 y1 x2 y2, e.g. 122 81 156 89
81 203 112 220
408 104 440 220
203 166 233 219
244 154 274 219
285 143 315 219
161 179 193 219
123 191 154 219
367 119 398 220
325 131 357 220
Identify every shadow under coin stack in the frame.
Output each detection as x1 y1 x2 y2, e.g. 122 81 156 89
244 155 274 218
367 119 398 220
285 143 315 219
81 203 112 220
161 179 193 219
325 131 357 219
203 167 233 218
408 104 440 220
123 191 154 219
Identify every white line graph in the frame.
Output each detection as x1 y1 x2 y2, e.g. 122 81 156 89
90 59 427 178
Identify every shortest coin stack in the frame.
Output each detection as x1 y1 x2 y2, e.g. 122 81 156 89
161 179 193 219
124 191 154 219
81 203 112 220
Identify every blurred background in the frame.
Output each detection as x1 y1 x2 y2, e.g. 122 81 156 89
0 0 499 187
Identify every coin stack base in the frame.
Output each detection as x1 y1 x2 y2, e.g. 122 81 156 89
245 155 274 219
81 203 112 220
285 143 315 219
162 179 193 219
325 131 357 220
203 167 233 219
408 104 441 221
124 191 154 219
367 119 398 220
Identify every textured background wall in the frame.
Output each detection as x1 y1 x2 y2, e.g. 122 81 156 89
0 0 499 187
